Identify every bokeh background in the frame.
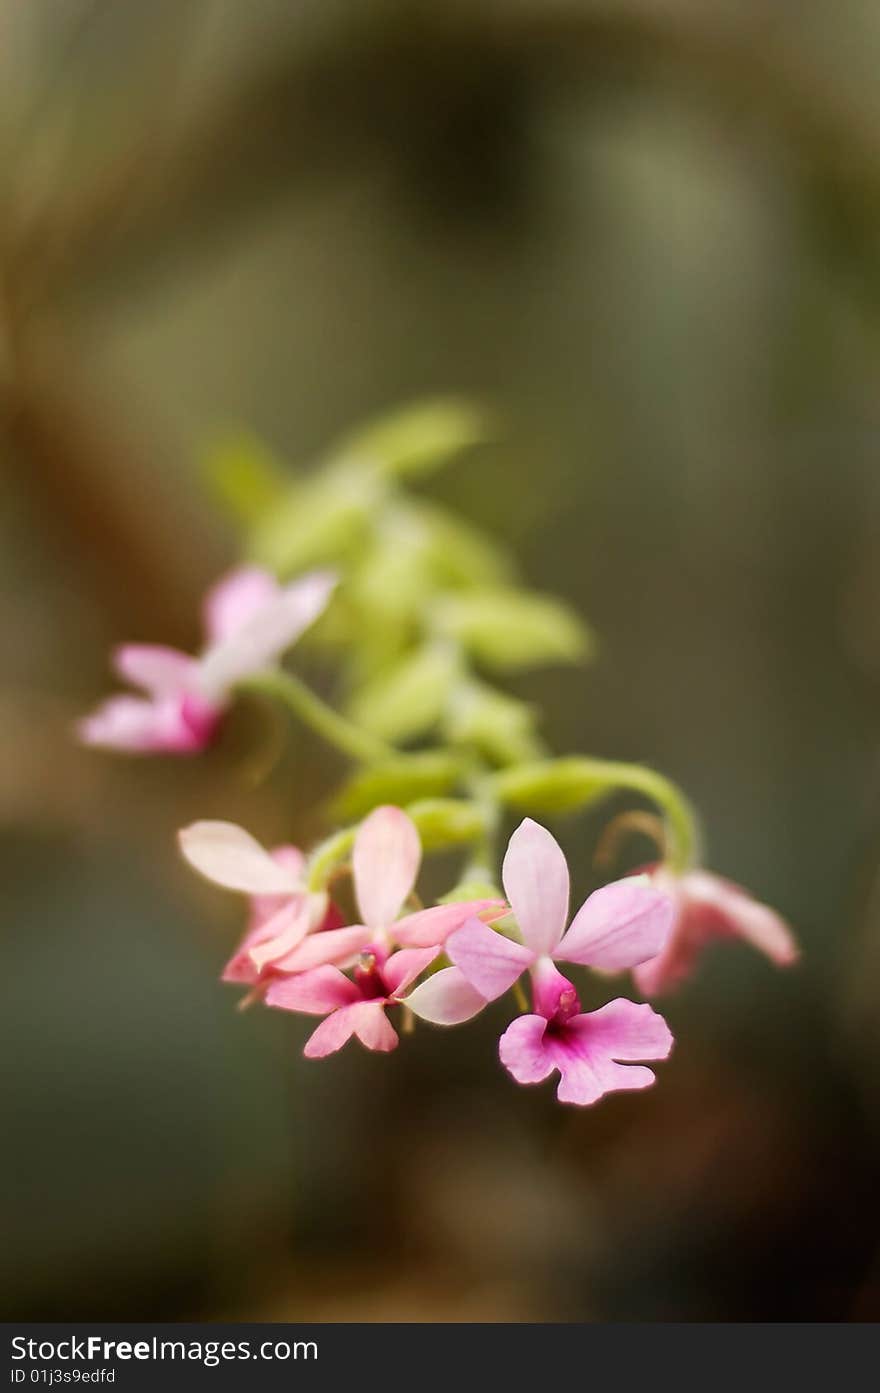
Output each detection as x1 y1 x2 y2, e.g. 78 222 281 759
3 0 880 1321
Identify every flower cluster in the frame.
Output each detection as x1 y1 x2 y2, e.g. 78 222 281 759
78 404 799 1109
175 802 795 1106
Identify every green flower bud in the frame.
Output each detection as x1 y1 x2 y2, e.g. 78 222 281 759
347 642 460 743
432 588 593 672
404 798 488 851
331 751 462 820
338 398 495 480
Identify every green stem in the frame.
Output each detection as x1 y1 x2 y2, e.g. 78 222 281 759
240 669 393 765
592 760 701 874
490 755 702 875
306 826 357 892
465 762 501 869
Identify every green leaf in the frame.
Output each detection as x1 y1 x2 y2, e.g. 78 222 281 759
201 432 287 525
432 588 593 671
404 798 487 851
444 680 543 766
331 751 462 820
338 398 495 480
490 757 616 815
346 643 460 743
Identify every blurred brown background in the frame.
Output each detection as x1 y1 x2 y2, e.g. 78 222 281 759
3 0 880 1321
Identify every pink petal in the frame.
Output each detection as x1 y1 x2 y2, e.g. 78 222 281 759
265 966 360 1015
304 1001 398 1057
248 899 311 973
178 821 301 894
197 569 336 698
248 845 307 926
392 899 506 948
686 871 799 965
272 924 372 973
578 997 674 1062
382 946 441 997
498 1014 557 1085
554 999 672 1105
404 967 488 1025
77 694 209 753
556 877 674 970
502 818 570 956
202 566 280 643
352 805 421 931
499 997 672 1106
113 644 198 695
221 921 271 985
446 917 534 1001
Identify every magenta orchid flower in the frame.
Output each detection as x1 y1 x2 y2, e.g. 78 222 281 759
440 818 675 1013
499 958 673 1106
265 945 442 1056
178 821 362 982
633 866 798 997
78 566 336 754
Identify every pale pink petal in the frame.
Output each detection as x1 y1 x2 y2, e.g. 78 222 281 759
686 872 799 966
405 967 488 1025
248 899 311 973
353 805 421 931
446 917 534 1001
392 899 506 948
197 569 336 698
248 846 307 926
554 1056 657 1106
502 818 570 955
498 1014 557 1085
112 644 198 695
77 694 209 753
382 946 441 997
265 966 360 1015
178 820 301 894
556 878 674 970
202 566 280 643
304 1001 397 1057
632 945 689 998
272 924 372 973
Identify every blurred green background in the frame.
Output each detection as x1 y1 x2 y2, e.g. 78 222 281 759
3 0 880 1321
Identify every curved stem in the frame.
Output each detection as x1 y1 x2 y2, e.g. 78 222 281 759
580 759 701 874
240 669 393 765
490 755 702 875
306 826 357 892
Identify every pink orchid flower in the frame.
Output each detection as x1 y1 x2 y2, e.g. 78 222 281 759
178 821 362 982
499 958 673 1106
633 865 798 997
265 945 442 1056
440 818 675 1013
78 566 336 754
